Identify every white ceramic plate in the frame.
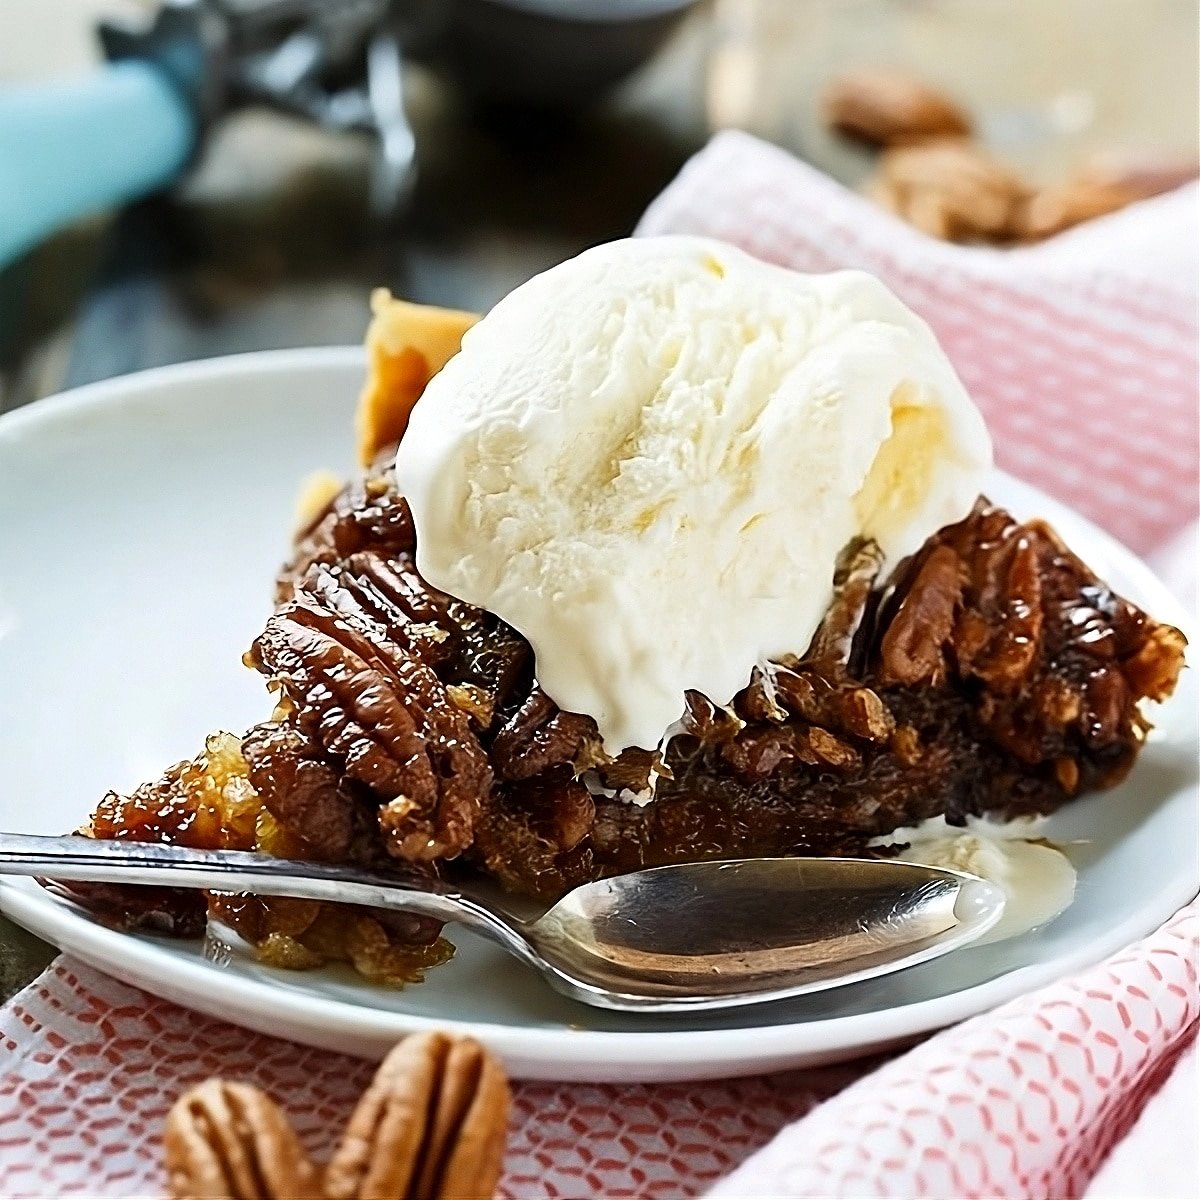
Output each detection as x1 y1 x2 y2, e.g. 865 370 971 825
0 349 1195 1082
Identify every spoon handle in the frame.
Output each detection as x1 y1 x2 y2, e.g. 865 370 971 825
0 832 474 927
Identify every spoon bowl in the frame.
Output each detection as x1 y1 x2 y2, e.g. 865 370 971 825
524 858 1004 1009
0 834 1004 1012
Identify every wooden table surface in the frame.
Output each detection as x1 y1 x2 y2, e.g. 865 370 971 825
1 0 1196 1001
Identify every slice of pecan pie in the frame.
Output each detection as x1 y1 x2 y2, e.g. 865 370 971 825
69 289 1186 986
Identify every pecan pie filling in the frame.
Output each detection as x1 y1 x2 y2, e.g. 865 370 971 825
73 454 1185 980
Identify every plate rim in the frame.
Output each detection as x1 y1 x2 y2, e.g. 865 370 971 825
1 348 1196 1079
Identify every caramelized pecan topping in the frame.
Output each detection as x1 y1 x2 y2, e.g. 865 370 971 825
241 722 353 860
82 463 1187 923
252 561 491 862
490 687 597 782
878 543 963 686
283 462 416 604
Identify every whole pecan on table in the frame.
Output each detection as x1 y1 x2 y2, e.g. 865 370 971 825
164 1080 321 1200
325 1032 510 1200
163 1033 510 1200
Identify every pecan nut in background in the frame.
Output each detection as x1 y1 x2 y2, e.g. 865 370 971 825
822 68 972 147
869 139 1030 243
826 68 1198 244
1015 176 1134 240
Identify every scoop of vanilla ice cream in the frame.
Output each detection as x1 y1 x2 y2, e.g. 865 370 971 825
395 236 991 753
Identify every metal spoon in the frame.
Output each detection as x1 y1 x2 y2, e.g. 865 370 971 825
0 833 1004 1012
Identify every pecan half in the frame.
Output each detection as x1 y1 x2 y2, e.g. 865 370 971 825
1015 176 1139 241
804 538 884 669
325 1032 510 1200
164 1079 319 1200
241 722 353 860
870 140 1029 242
878 543 962 685
282 468 417 605
491 687 596 782
1012 158 1198 242
252 562 491 862
824 68 971 147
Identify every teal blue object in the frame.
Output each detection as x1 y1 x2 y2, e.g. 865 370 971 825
0 61 195 270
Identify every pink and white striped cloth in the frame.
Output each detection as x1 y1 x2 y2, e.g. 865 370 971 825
1 131 1196 1198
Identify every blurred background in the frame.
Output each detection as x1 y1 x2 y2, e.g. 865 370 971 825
0 0 1196 413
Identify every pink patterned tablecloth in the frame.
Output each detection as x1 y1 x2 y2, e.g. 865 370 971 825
2 132 1197 1198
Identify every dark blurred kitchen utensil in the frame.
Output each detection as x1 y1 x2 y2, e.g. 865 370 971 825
408 0 702 109
0 0 701 271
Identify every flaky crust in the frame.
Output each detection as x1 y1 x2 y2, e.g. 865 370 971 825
356 291 477 466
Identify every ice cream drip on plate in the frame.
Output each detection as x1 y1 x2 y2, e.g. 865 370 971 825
878 816 1078 942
